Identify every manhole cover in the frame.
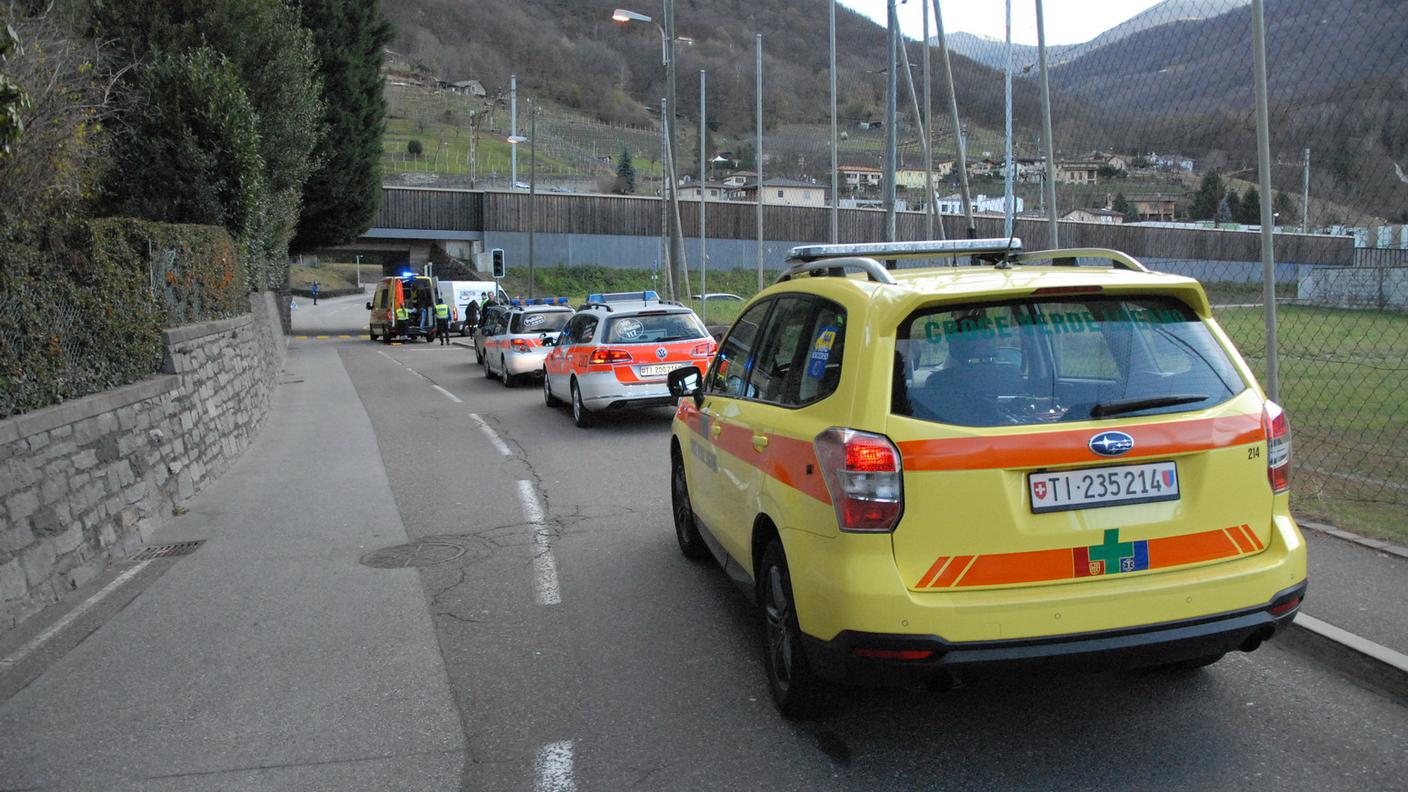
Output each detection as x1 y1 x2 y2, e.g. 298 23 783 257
360 540 466 569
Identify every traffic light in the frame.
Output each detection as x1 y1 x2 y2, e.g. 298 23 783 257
491 248 506 279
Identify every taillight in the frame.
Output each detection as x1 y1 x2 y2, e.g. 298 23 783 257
1263 401 1291 494
691 342 714 358
589 348 632 364
813 428 903 533
511 338 533 352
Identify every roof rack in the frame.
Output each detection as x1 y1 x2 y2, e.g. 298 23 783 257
776 258 897 285
787 238 1022 264
1014 247 1150 273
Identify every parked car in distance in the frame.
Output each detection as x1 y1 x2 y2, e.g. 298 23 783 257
479 299 573 386
666 238 1306 717
692 293 744 302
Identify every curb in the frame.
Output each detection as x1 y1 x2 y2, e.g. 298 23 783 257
1298 519 1408 560
1285 519 1408 700
1281 615 1408 701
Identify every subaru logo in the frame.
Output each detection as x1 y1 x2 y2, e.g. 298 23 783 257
656 347 667 360
1089 431 1134 457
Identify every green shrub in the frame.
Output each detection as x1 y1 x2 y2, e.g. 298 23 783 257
0 218 246 418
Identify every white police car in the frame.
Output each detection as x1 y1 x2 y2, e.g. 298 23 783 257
480 298 573 387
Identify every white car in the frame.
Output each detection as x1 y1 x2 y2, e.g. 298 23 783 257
480 300 573 386
542 292 715 427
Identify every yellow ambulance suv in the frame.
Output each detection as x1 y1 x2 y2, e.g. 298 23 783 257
665 239 1306 716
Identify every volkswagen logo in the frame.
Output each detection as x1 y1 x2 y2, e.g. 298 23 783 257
1089 431 1134 457
656 347 667 360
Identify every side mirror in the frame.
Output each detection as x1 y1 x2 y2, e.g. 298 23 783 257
667 366 703 407
539 333 555 347
365 301 373 310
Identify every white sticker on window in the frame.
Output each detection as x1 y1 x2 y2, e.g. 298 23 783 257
617 319 643 339
523 313 546 328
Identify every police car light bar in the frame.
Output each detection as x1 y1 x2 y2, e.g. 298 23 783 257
589 290 660 305
787 238 1022 263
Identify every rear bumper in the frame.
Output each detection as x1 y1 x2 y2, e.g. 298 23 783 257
503 351 549 376
577 371 676 411
802 580 1306 686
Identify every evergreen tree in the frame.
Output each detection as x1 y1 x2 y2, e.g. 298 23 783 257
1112 192 1135 223
613 148 636 195
290 0 394 252
1239 186 1262 225
1215 194 1232 224
1275 190 1296 225
1191 169 1224 220
1224 189 1243 224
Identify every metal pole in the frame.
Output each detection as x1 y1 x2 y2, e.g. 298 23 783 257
1251 0 1278 400
355 254 361 288
1301 147 1311 233
829 0 840 243
933 0 975 237
922 0 941 240
1002 0 1015 239
510 74 518 188
756 33 764 291
899 38 936 240
884 0 898 243
700 69 708 324
1035 0 1059 247
528 100 537 298
659 98 671 298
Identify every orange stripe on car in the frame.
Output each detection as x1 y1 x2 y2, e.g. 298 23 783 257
1237 523 1264 550
1224 525 1255 554
916 556 951 588
931 555 974 588
953 548 1075 587
898 413 1264 472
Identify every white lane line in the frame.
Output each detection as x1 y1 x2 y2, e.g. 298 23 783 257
535 740 576 792
516 480 561 606
469 413 514 456
376 350 462 403
0 561 152 671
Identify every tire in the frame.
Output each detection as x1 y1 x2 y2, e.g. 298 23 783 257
671 447 709 561
760 538 829 718
501 357 515 387
369 328 378 342
381 328 393 345
483 354 495 379
543 372 562 407
570 380 595 428
475 342 484 364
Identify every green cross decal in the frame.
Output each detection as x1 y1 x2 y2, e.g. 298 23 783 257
1087 529 1134 574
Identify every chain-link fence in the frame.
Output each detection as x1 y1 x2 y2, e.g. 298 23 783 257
379 0 1406 532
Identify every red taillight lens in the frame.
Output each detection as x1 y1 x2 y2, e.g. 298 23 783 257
814 428 903 533
1263 401 1291 494
511 338 533 352
1268 594 1302 617
853 648 933 661
691 342 714 358
589 348 632 364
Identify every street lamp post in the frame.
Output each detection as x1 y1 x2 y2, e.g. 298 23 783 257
506 98 538 298
613 7 693 301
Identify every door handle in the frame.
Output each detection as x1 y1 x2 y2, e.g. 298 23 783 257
752 434 769 452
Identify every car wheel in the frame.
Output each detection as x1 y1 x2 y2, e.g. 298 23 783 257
570 380 593 428
760 538 828 718
501 357 515 387
369 328 378 342
671 447 709 561
483 354 495 379
475 343 484 364
543 372 562 407
381 330 393 345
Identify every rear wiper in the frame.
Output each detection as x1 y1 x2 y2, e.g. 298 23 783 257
1090 394 1208 418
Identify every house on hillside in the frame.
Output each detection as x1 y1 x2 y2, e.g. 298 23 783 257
728 178 830 207
437 79 487 97
1062 207 1126 225
677 181 730 202
968 159 1001 178
1055 160 1103 185
937 193 1023 215
840 165 883 191
1149 152 1195 172
1002 157 1047 184
721 171 756 188
895 162 956 191
1127 193 1179 221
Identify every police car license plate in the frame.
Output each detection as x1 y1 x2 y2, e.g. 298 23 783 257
639 363 685 378
1029 461 1179 513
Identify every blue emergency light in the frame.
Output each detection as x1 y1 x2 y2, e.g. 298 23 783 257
400 270 415 278
557 297 569 305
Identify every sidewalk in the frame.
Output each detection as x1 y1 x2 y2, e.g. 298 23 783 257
0 343 465 791
1298 524 1408 659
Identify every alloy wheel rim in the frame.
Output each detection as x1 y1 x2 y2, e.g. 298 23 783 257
764 565 793 690
672 460 690 535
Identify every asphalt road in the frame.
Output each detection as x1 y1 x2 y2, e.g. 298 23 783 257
341 336 1406 791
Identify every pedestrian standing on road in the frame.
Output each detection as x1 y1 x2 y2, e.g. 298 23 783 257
435 297 451 345
462 297 480 335
311 280 319 305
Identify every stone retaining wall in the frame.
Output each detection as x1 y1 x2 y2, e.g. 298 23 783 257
0 292 286 634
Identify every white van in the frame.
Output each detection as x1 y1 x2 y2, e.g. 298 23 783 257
437 280 507 336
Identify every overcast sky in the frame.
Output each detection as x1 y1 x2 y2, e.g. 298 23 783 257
841 0 1166 46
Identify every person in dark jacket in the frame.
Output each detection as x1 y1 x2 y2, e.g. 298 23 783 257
462 297 480 336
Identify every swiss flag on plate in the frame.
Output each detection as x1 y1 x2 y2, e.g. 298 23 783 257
1033 481 1048 500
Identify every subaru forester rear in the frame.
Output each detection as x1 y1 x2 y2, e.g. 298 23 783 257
666 239 1307 717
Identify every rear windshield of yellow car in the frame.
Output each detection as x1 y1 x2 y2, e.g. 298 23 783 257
892 295 1246 427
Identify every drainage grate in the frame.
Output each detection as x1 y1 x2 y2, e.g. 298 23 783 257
128 541 204 561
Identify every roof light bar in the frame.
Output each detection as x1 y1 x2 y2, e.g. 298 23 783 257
788 238 1022 263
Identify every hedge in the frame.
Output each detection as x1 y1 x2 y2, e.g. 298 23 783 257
0 218 247 418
